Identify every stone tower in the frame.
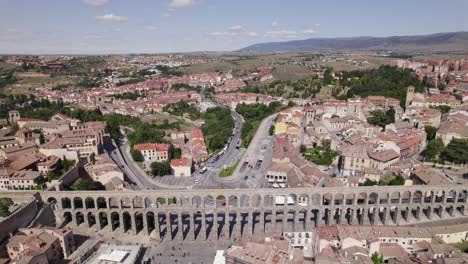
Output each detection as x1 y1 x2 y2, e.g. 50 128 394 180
8 110 20 124
405 86 415 108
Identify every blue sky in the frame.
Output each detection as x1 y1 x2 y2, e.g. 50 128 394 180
1 0 467 54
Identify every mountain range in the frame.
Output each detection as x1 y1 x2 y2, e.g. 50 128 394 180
238 32 468 53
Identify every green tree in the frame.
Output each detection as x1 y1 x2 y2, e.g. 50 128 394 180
430 105 451 114
385 107 395 123
202 107 234 153
371 252 384 264
424 125 437 141
71 179 98 191
441 138 468 164
425 138 444 161
0 198 13 217
131 149 144 162
367 110 392 128
151 161 171 177
268 125 275 136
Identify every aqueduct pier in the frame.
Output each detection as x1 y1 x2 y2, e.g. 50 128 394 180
2 185 468 241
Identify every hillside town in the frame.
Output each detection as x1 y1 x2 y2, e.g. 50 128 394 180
1 39 468 264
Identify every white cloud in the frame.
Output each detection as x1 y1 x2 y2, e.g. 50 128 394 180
229 25 243 31
247 32 258 37
303 24 320 34
303 29 317 34
208 31 237 37
162 12 172 17
83 34 103 40
95 14 128 22
146 26 159 31
83 0 109 6
168 0 197 9
265 30 297 38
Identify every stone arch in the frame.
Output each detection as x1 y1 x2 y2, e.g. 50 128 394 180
133 196 144 209
98 212 108 229
368 192 378 205
62 197 71 209
146 212 156 234
345 193 356 205
87 212 96 227
401 191 411 204
144 197 154 208
322 193 332 205
263 194 273 207
192 196 202 207
458 190 468 203
63 212 72 223
179 196 190 206
252 194 262 207
96 197 107 209
134 212 144 234
379 192 389 204
390 192 400 204
240 194 250 207
298 194 309 206
424 191 434 203
357 192 367 205
73 197 83 209
288 194 297 205
334 193 344 205
435 190 445 203
311 193 321 206
215 195 227 208
203 196 214 207
229 195 239 207
157 196 168 206
122 211 132 232
447 190 457 203
108 197 120 209
111 212 120 230
413 191 423 203
121 197 132 208
85 197 95 209
75 212 84 226
47 197 57 204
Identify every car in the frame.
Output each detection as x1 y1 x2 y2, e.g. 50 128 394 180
244 176 248 180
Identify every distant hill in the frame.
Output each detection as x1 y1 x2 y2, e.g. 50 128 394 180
238 32 468 53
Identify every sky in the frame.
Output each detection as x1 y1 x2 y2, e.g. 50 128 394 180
0 0 468 54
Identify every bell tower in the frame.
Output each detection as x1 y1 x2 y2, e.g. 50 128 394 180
405 86 415 108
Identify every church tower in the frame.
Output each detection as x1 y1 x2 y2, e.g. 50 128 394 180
405 86 415 108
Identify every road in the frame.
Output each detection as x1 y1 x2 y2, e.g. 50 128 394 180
106 88 276 190
231 113 278 188
105 138 159 190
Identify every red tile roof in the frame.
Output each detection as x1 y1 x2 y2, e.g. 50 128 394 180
134 143 170 151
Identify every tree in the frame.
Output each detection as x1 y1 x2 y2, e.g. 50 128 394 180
269 125 275 136
0 198 13 217
441 138 468 164
385 107 396 123
371 252 384 264
172 147 182 159
131 149 144 162
424 125 437 141
367 110 392 128
425 138 444 161
151 161 171 177
71 179 98 191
